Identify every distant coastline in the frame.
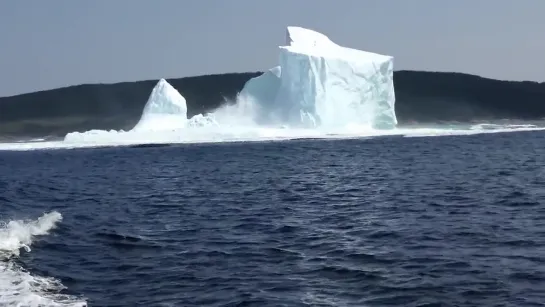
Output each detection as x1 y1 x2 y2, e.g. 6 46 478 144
1 70 544 140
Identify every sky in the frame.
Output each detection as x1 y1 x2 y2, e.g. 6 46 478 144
1 0 544 97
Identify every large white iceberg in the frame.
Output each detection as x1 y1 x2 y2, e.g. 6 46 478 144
239 26 397 129
61 27 397 148
131 78 188 132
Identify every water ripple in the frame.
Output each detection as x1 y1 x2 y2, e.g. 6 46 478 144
0 132 544 306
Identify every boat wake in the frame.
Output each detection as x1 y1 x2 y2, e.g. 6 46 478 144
0 211 87 307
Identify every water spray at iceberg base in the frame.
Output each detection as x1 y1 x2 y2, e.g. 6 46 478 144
2 27 545 151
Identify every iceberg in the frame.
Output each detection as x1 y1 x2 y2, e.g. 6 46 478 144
60 26 397 149
131 78 188 132
239 26 397 129
64 78 222 145
238 66 281 125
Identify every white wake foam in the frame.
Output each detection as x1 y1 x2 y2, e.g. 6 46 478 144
0 212 87 307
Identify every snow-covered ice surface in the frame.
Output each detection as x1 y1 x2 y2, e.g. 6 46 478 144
0 27 544 152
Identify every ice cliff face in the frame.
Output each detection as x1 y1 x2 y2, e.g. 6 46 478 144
239 26 397 129
131 79 188 132
238 66 282 125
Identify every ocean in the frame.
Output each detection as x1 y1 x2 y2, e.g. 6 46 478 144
1 130 544 306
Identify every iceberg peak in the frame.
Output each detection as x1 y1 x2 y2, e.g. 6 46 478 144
285 26 334 49
131 78 188 132
282 26 390 63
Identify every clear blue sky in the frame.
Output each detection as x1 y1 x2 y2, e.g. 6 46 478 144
1 0 544 97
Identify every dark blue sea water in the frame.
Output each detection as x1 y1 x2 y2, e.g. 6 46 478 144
1 131 545 306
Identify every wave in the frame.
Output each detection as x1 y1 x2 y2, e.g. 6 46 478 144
0 211 87 307
0 71 544 140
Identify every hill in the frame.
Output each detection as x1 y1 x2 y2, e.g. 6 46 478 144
1 71 544 139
